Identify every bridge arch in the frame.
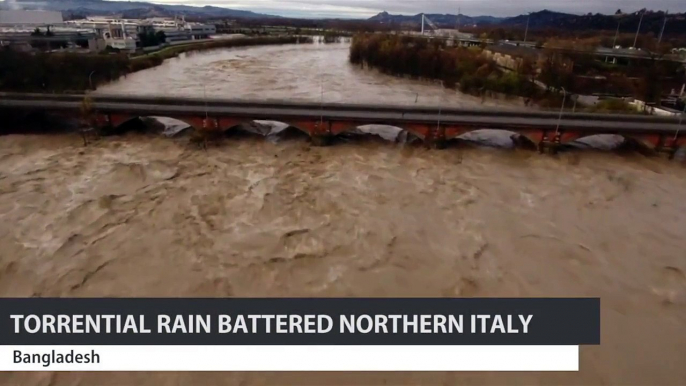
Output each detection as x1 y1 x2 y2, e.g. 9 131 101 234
446 128 538 150
223 120 313 140
560 133 663 153
560 134 626 151
276 121 314 137
329 121 428 143
336 124 420 143
97 113 207 135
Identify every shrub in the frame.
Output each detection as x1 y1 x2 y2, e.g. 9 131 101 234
585 99 638 114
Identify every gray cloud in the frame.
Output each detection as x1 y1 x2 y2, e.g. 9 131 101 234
111 0 686 18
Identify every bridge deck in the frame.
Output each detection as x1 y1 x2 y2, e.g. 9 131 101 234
1 94 683 135
0 92 680 122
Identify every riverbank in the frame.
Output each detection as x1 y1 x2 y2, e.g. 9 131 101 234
349 34 540 103
0 36 311 93
348 34 649 113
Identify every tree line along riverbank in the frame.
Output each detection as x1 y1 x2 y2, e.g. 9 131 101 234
0 36 311 93
349 33 684 112
349 34 543 104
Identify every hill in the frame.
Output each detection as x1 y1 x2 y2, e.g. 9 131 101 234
2 0 275 19
369 9 686 36
501 9 683 35
368 11 503 27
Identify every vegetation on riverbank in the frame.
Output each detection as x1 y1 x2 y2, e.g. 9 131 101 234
350 34 539 100
584 99 637 114
0 36 310 93
349 33 685 111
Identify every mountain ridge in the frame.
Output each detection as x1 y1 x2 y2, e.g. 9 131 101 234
368 9 686 35
1 0 276 19
2 0 684 35
368 11 503 26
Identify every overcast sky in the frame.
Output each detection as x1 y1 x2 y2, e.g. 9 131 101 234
109 0 686 18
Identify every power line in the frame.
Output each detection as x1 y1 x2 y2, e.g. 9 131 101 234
633 10 645 49
658 10 668 44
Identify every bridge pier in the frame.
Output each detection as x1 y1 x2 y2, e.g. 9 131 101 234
538 132 562 155
650 134 685 160
311 134 333 147
432 138 447 150
656 142 680 160
93 113 115 136
430 125 447 149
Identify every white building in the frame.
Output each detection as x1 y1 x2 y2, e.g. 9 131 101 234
66 16 216 45
146 17 216 42
1 12 216 52
66 17 141 37
65 17 140 51
0 10 104 52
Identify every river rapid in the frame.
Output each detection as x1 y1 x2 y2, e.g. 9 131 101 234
94 41 513 107
1 42 686 385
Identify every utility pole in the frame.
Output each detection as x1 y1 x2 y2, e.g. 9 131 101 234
318 52 324 128
675 103 685 140
607 21 620 63
658 10 668 44
555 88 567 135
421 14 425 35
456 6 460 33
320 72 324 127
523 13 531 44
203 85 208 120
633 10 644 49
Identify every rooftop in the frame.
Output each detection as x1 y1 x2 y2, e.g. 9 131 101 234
0 26 93 34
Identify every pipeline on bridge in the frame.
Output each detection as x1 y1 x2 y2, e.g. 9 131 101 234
1 93 684 157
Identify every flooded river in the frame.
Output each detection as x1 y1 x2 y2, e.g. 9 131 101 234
1 42 686 385
95 41 511 108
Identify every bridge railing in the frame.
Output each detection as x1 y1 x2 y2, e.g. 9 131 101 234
1 92 682 125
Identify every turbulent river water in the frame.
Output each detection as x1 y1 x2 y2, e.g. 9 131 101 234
94 41 509 107
1 42 686 385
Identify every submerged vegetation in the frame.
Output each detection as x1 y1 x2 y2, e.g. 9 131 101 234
0 36 310 93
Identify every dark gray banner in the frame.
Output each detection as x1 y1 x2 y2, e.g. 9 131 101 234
0 298 600 346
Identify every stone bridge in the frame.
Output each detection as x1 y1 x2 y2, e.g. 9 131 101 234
1 93 684 156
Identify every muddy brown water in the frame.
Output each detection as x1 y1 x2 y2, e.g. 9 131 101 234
1 42 686 385
93 41 516 108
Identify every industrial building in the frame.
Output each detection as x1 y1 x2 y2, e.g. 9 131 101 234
145 17 216 42
65 16 216 49
0 10 217 53
0 10 102 52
